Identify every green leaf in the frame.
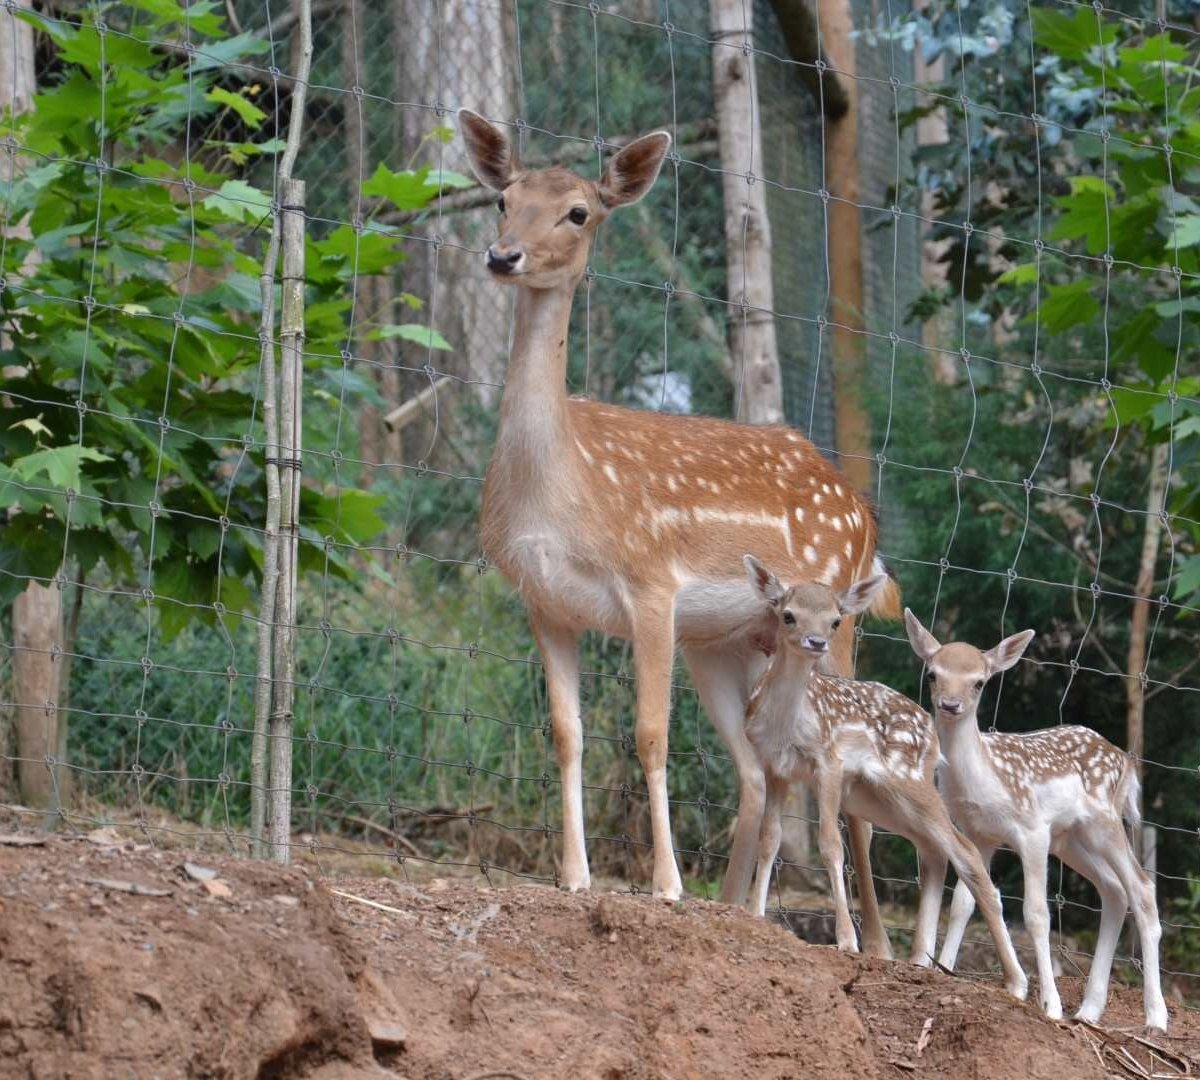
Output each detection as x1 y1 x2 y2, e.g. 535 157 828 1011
1049 176 1115 255
202 179 272 223
996 262 1038 287
1030 279 1100 333
427 168 475 191
1173 555 1200 602
205 87 267 130
1167 214 1200 249
367 323 452 350
10 444 112 489
1031 7 1114 62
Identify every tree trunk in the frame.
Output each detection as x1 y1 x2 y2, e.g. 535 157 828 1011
1 0 62 817
709 0 785 426
397 0 518 427
821 0 871 495
12 583 63 813
1125 441 1169 855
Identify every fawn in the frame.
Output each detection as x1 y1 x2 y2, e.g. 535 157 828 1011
743 557 1028 999
903 610 1168 1030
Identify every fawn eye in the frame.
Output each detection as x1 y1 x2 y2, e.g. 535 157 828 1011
568 206 588 225
497 197 506 214
974 680 984 692
925 671 936 683
782 611 796 627
831 618 842 632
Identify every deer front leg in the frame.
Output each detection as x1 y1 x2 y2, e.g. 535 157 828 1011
683 645 763 907
632 598 683 901
938 844 992 970
846 816 892 959
911 844 948 968
815 762 857 952
751 775 789 917
1017 832 1062 1020
530 614 589 892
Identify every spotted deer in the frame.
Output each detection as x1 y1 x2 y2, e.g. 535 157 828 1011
743 558 1029 999
903 611 1168 1030
458 108 901 912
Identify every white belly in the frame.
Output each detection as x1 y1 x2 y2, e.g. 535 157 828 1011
500 532 631 637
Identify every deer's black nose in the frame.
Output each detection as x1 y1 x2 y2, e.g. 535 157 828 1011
486 245 524 273
802 635 828 654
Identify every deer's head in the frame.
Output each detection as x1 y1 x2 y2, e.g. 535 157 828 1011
903 608 1035 721
744 555 886 660
458 109 671 289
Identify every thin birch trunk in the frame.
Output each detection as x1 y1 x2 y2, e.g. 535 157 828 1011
1125 441 1169 856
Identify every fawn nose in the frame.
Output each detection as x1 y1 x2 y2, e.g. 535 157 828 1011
801 634 828 654
486 244 524 274
939 697 964 715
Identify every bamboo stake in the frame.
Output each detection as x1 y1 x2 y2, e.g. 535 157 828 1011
269 176 306 863
251 0 312 859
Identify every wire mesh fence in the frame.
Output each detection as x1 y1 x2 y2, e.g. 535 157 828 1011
1 0 1198 1009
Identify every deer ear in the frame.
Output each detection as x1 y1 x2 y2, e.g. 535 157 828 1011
744 554 784 607
458 108 520 191
983 629 1035 675
903 608 941 663
598 130 671 209
837 575 886 616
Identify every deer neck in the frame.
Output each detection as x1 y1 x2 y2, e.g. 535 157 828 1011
759 647 820 705
495 282 576 463
934 709 990 780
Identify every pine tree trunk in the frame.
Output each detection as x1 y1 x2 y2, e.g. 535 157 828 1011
709 0 784 425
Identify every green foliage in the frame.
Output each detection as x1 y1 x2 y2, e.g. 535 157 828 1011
0 6 452 640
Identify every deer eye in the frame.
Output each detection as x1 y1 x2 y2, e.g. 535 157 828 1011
974 680 984 692
831 618 842 632
782 611 796 627
925 671 936 683
497 197 506 214
568 206 588 225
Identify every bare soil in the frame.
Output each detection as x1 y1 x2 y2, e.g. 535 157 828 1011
1 833 1196 1080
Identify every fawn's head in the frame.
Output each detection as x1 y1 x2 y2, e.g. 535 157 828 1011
903 608 1035 721
744 555 886 660
459 109 671 289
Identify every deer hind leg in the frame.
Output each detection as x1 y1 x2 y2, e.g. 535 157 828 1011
815 763 857 952
938 844 992 970
1096 822 1168 1031
683 645 763 907
530 615 589 891
1060 839 1128 1026
899 785 1026 999
633 599 683 901
911 844 948 969
1016 831 1062 1020
847 816 893 959
751 775 789 917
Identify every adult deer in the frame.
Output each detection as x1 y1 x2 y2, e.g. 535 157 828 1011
742 560 1028 1001
904 611 1168 1030
459 109 900 908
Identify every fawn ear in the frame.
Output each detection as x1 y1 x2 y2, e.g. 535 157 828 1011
837 575 887 616
458 108 520 191
903 608 941 663
983 629 1035 675
744 554 785 607
598 130 671 209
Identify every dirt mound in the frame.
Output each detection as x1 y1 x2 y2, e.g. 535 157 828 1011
0 834 1194 1079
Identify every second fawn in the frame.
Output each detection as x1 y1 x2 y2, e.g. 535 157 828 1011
904 610 1168 1030
743 556 1028 1000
